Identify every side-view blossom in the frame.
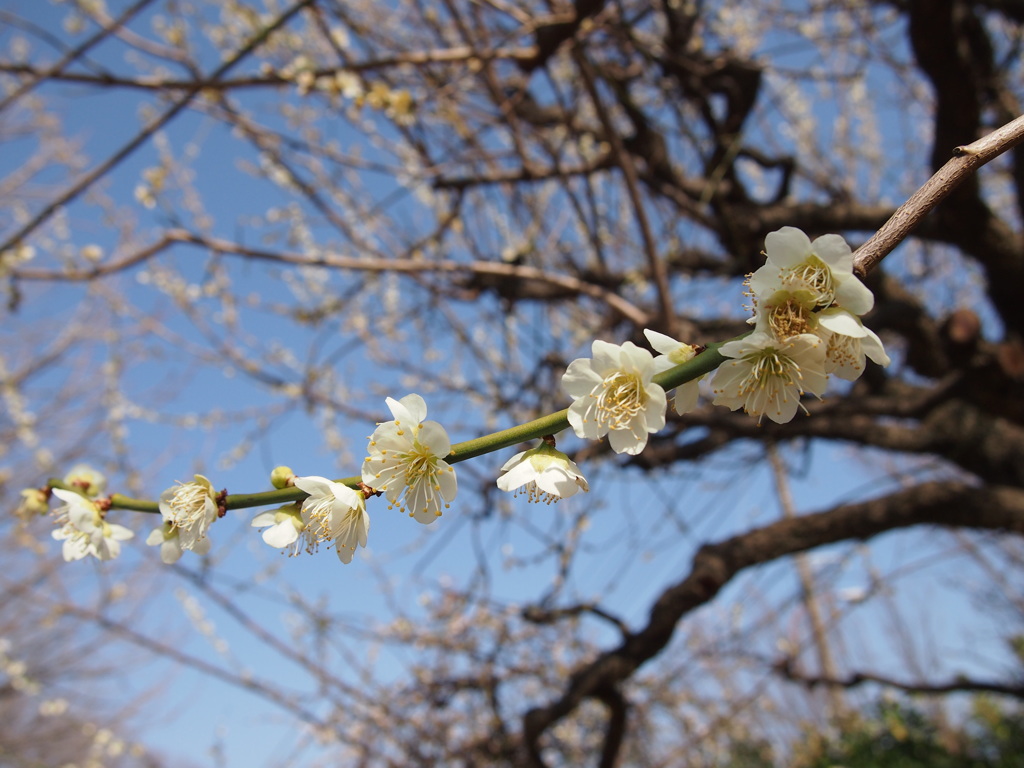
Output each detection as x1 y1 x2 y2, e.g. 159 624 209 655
497 441 589 504
362 394 457 525
644 329 704 415
146 521 210 564
293 476 369 564
63 464 107 497
817 308 891 380
712 331 828 424
51 488 133 562
251 504 308 554
750 226 874 315
562 340 667 455
158 474 218 556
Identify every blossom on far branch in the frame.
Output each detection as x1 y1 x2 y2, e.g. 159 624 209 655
62 464 107 497
562 340 667 455
15 488 49 521
51 488 133 562
362 394 457 525
644 329 704 415
497 439 589 504
292 476 369 564
154 474 219 561
711 331 828 424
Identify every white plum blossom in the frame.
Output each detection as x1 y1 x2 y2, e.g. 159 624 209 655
158 474 218 556
644 329 704 415
497 442 589 504
51 488 133 562
712 331 828 424
62 464 107 497
146 521 210 564
293 476 369 564
817 308 891 380
562 340 667 455
250 504 308 554
749 226 874 315
16 488 49 520
362 394 457 524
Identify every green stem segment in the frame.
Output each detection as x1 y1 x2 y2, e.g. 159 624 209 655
73 338 733 514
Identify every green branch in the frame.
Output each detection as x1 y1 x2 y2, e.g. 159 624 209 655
67 338 733 515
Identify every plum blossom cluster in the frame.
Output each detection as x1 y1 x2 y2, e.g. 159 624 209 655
24 227 887 568
712 226 889 423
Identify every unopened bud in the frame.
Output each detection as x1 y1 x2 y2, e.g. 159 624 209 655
270 466 295 489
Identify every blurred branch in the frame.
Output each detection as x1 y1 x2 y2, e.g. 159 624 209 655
776 658 1024 700
521 480 1024 765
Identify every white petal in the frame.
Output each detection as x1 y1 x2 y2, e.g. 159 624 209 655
834 276 875 315
497 458 535 492
817 308 867 337
145 528 166 546
437 462 458 501
262 522 300 549
674 379 701 414
561 358 602 398
250 511 278 527
498 450 528 473
764 227 812 268
418 421 452 457
293 475 332 498
810 234 853 272
590 339 621 374
160 538 184 564
386 393 427 425
643 329 680 356
608 427 646 455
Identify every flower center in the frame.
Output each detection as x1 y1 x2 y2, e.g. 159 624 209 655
742 348 800 393
167 486 211 533
785 256 835 307
765 297 814 340
596 371 646 429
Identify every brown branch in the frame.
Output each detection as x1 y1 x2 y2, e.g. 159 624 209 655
13 230 650 326
574 51 676 330
777 660 1024 700
0 45 537 92
520 480 1024 766
852 112 1024 278
0 0 157 114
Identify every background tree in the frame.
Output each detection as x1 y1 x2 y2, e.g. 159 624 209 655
1 0 1023 765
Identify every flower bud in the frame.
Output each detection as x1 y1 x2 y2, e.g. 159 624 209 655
270 466 295 489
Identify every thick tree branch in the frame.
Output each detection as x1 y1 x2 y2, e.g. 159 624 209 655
520 481 1024 765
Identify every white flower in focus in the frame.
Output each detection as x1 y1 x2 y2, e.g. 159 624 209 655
146 521 210 564
251 504 308 554
293 476 369 563
497 442 589 504
562 340 667 455
51 488 133 562
712 332 828 424
817 308 891 380
644 329 704 415
361 394 457 525
159 474 218 554
63 464 107 497
749 226 874 315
